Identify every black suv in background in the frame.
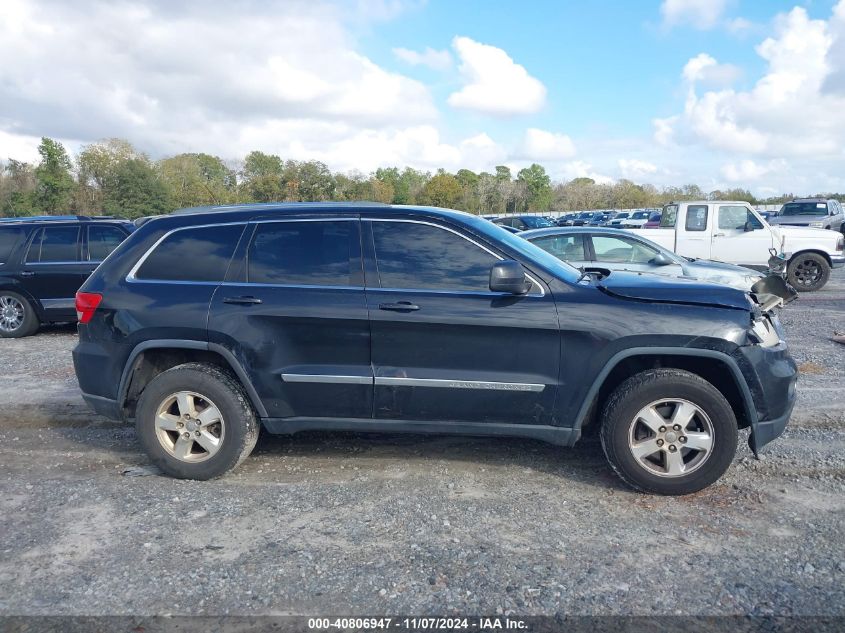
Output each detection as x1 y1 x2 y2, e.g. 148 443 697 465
0 216 133 337
73 203 797 494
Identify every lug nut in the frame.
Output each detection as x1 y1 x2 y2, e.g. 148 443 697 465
177 422 183 428
673 424 681 431
679 436 687 444
659 426 666 433
668 445 677 452
195 431 201 437
656 439 664 447
182 432 190 439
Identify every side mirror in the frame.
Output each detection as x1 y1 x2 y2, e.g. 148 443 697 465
744 221 757 232
490 260 530 294
651 252 674 266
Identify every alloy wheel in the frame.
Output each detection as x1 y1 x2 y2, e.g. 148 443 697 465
0 295 25 333
793 259 822 286
627 398 714 478
154 391 225 462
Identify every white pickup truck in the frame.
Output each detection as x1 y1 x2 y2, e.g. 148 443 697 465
627 201 845 291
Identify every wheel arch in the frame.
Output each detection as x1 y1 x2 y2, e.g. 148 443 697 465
0 283 46 320
788 249 833 267
119 340 268 419
575 347 757 433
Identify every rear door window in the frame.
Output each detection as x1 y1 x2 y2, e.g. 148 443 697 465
685 205 708 231
247 220 359 286
88 225 128 261
0 227 24 264
134 224 243 282
529 234 586 261
26 226 80 263
660 205 678 228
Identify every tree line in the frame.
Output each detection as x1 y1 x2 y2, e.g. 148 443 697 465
0 137 837 219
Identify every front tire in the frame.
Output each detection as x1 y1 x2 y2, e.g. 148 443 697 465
600 369 738 495
0 291 39 338
135 363 259 479
787 253 830 292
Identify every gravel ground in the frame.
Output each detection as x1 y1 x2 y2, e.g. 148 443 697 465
0 270 843 618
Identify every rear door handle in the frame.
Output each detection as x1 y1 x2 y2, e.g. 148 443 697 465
713 232 726 237
223 296 263 305
379 301 420 312
20 271 35 277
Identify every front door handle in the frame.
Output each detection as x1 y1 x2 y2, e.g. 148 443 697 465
20 271 35 277
379 301 420 312
223 296 263 305
713 232 726 237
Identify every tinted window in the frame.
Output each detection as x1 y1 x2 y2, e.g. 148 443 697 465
529 234 586 262
779 202 827 216
685 205 708 231
719 206 762 231
372 221 498 292
0 227 24 264
88 225 127 261
247 221 357 286
591 235 659 264
26 226 80 263
136 224 242 282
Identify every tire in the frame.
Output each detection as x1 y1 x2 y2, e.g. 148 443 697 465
135 362 259 480
0 291 39 338
600 369 738 495
787 253 830 292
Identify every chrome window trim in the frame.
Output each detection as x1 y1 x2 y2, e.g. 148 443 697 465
222 281 361 290
366 218 545 297
126 221 248 283
281 373 373 385
375 376 546 392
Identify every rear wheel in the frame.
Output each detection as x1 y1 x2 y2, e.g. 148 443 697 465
600 369 738 495
787 253 830 291
135 363 259 479
0 292 39 338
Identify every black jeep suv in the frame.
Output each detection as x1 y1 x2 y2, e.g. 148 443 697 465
0 215 133 337
72 203 797 494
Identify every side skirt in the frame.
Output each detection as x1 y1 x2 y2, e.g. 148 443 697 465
261 417 580 447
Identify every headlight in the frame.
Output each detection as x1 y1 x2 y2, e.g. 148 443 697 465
837 235 844 251
809 221 824 228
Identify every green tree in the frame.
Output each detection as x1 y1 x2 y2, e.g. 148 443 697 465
34 138 75 212
1 160 37 216
517 163 552 211
76 138 143 213
158 153 236 207
495 165 512 182
104 158 171 218
241 151 284 202
420 172 462 208
282 160 335 201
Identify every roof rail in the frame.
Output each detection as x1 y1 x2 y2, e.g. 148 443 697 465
0 214 119 223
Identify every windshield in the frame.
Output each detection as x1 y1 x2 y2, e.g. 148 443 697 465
779 202 827 216
631 211 650 219
614 212 630 219
522 216 554 228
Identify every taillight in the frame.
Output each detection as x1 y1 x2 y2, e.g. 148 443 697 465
75 292 103 324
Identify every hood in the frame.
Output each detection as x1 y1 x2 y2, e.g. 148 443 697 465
768 215 823 226
596 270 752 311
681 259 762 291
771 224 839 241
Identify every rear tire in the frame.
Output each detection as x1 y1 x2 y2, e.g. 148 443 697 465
787 253 830 292
600 369 738 495
0 291 39 338
135 362 259 479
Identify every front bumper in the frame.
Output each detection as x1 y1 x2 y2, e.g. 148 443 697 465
736 340 798 456
831 253 845 268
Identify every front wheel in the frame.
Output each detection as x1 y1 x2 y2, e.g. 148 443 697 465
135 363 259 479
600 369 738 495
787 253 830 291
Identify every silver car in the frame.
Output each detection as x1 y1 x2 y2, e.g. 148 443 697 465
768 198 845 233
520 226 764 291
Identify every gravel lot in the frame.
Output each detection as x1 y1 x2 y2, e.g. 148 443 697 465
0 270 843 618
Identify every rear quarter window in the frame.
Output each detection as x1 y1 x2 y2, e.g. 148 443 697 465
134 224 243 282
0 227 25 264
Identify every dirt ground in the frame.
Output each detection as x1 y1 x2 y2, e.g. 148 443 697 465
0 270 843 617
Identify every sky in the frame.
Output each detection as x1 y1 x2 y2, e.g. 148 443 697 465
1 0 845 196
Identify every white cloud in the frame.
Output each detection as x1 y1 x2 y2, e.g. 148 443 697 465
393 46 452 71
0 0 438 162
514 128 576 161
660 0 728 30
447 36 546 115
720 159 782 182
726 17 754 35
618 159 659 180
682 53 742 86
559 161 614 185
652 116 678 146
663 4 845 160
